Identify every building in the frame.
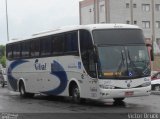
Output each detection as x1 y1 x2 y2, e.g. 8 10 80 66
79 0 160 55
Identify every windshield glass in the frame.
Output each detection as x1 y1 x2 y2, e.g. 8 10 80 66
97 45 150 79
92 29 150 79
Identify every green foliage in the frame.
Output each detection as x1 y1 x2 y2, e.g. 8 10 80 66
0 56 6 67
0 45 6 67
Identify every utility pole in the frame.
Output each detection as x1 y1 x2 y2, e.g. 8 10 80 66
5 0 10 41
152 0 155 43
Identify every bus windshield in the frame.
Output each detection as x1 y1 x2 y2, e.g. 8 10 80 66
93 29 151 79
93 29 145 45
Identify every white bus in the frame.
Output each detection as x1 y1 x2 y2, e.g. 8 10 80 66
6 24 151 103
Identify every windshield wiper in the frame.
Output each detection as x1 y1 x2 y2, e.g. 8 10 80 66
115 50 125 78
127 50 142 77
141 61 151 76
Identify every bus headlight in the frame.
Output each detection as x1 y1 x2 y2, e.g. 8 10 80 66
99 84 115 89
141 82 151 87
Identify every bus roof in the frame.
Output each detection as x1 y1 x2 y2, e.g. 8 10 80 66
7 24 141 44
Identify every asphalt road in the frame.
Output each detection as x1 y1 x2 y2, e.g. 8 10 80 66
0 86 160 119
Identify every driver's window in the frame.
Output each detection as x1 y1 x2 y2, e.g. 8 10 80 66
80 30 96 78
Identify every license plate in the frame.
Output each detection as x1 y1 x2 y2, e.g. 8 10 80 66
125 91 134 96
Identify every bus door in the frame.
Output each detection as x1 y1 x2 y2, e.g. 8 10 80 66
80 30 99 99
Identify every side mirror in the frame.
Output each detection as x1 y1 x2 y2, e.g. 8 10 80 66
146 43 154 61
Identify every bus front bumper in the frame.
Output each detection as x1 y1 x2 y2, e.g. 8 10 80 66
98 86 151 100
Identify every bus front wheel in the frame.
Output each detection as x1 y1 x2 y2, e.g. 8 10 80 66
19 82 34 98
72 85 81 103
71 84 86 103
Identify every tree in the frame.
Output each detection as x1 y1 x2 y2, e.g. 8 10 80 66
0 45 6 67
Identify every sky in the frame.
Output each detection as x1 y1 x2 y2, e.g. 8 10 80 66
0 0 82 45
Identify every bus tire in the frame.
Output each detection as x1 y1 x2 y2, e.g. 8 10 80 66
1 81 5 88
19 82 34 98
71 84 84 103
113 98 125 102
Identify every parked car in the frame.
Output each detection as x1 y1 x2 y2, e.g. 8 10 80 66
151 71 160 91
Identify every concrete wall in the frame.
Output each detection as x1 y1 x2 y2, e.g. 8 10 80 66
109 0 131 24
80 0 95 24
80 0 160 45
98 0 106 23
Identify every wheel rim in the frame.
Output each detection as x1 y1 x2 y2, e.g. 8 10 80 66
20 85 25 95
73 87 80 102
155 85 160 91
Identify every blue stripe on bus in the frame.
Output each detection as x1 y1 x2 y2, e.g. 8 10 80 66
8 60 67 95
7 60 28 91
42 60 68 95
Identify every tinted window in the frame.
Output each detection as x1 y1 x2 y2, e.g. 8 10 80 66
80 30 93 52
13 43 21 58
6 44 13 59
40 36 51 56
64 31 78 54
30 39 40 57
7 31 79 60
97 45 150 79
51 34 65 55
21 41 30 58
80 30 96 78
93 29 145 45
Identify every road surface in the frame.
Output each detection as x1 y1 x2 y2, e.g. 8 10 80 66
0 87 159 119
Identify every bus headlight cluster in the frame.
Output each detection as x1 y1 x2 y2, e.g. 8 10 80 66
99 84 115 89
141 82 151 87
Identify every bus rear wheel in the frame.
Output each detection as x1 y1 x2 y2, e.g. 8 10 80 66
19 82 34 98
113 98 125 102
0 81 5 88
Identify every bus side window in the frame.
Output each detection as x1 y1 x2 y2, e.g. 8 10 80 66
80 30 96 78
64 31 79 55
40 36 51 57
52 34 65 56
21 41 30 58
13 43 21 59
6 44 13 60
30 39 40 57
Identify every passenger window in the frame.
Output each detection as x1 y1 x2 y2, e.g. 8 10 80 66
40 36 51 56
6 44 13 60
13 43 21 58
65 32 78 54
30 39 40 57
52 35 65 55
21 41 30 58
